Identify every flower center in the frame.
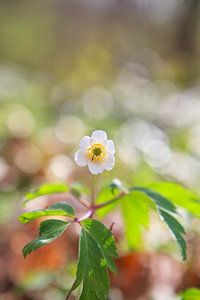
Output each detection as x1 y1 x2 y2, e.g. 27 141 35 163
86 143 107 162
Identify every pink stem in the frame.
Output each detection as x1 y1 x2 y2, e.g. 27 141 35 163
74 191 126 223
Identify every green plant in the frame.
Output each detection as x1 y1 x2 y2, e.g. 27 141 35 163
19 130 200 300
181 288 200 300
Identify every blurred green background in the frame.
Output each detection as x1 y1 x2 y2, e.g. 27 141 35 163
1 1 200 299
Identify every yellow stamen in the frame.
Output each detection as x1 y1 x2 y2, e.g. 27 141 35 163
86 143 107 162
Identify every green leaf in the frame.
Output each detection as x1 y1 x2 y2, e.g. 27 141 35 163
66 229 109 300
159 209 186 260
48 202 75 214
181 288 200 300
132 187 177 214
19 202 75 223
96 180 124 218
22 219 69 257
24 183 69 205
120 191 151 249
148 182 200 217
82 219 118 272
121 187 187 260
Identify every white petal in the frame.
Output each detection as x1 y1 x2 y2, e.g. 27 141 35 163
91 130 107 142
74 150 88 166
106 140 115 154
103 153 115 171
89 138 96 145
88 161 104 175
79 136 90 150
90 138 106 146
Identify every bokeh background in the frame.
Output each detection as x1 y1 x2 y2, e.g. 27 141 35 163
1 1 200 299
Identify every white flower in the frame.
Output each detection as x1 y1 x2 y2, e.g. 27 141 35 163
74 130 115 175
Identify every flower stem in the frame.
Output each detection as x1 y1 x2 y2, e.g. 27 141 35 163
74 191 126 223
94 191 126 210
91 175 96 206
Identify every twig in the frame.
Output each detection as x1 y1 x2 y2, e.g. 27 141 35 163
74 191 126 223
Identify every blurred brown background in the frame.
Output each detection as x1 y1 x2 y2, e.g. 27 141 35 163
1 1 200 299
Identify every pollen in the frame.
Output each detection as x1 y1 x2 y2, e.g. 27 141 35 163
86 143 107 162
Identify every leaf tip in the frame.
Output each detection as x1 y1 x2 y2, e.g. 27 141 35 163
22 248 28 258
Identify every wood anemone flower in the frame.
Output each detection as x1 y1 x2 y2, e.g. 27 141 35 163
74 130 115 175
